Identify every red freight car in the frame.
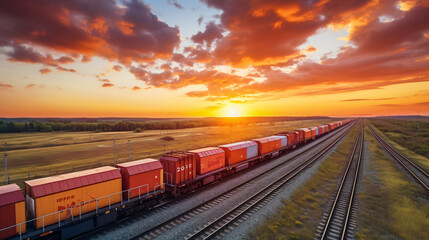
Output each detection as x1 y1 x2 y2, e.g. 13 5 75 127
117 158 164 200
160 152 196 185
188 147 225 175
219 141 258 166
0 184 26 239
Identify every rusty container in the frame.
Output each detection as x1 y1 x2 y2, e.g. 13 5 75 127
160 152 196 185
188 147 225 175
117 158 163 200
219 141 258 166
25 166 122 229
0 184 26 239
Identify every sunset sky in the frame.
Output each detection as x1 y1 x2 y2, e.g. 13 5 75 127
0 0 428 117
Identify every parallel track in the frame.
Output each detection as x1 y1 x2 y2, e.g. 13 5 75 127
367 122 429 192
183 123 356 240
317 121 363 240
129 123 356 240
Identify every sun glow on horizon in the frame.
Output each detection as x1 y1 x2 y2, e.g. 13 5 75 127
223 105 242 117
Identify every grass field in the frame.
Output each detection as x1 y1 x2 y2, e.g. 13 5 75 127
0 119 335 187
356 124 429 239
369 118 429 172
369 118 429 159
248 121 359 239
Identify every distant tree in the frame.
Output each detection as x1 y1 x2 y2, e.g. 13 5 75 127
134 128 143 133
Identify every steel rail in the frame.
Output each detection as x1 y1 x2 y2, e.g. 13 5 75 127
185 122 357 240
319 121 363 240
367 122 429 192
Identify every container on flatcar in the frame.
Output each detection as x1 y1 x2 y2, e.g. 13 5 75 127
299 128 312 141
160 152 196 185
296 130 305 144
287 131 298 146
117 158 164 200
252 136 282 155
310 127 319 137
188 147 225 175
276 131 297 147
273 135 287 147
25 166 122 229
219 141 258 166
318 126 324 135
0 184 26 239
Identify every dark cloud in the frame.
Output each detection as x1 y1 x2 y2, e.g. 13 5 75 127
168 0 183 9
132 86 141 91
0 0 180 66
191 21 224 47
113 65 123 71
198 16 204 25
81 55 92 63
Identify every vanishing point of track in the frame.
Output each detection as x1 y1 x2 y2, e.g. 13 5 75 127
129 123 356 240
368 122 429 192
317 121 363 240
184 123 356 240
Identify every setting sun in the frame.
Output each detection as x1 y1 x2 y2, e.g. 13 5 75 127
224 105 242 117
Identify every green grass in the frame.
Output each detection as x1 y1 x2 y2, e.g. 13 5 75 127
248 123 360 239
0 119 333 187
370 118 429 159
368 119 429 173
356 124 429 239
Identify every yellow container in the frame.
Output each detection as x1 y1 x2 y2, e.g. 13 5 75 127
25 166 122 229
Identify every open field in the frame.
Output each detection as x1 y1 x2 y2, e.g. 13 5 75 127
248 121 359 239
356 125 429 239
0 119 336 187
369 118 429 172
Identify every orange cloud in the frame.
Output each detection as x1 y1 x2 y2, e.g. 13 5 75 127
0 0 180 65
39 68 52 74
102 83 114 88
0 83 13 90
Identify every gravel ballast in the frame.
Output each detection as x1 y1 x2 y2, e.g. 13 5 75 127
82 125 353 240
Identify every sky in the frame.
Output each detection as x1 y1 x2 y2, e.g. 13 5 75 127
0 0 428 118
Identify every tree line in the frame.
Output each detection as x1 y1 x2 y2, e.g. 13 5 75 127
0 117 330 133
0 119 250 133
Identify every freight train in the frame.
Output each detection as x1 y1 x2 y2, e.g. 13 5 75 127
0 119 354 240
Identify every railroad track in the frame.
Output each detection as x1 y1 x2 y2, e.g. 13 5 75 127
83 122 356 240
316 121 363 240
180 123 357 240
367 122 429 192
